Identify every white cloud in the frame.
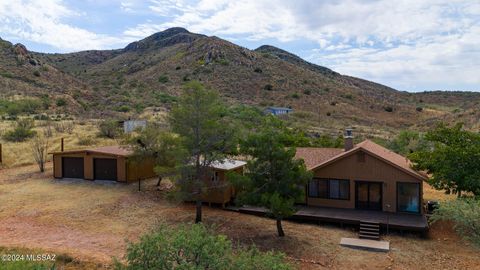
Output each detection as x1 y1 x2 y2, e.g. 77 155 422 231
1 0 478 90
124 0 480 90
0 0 125 52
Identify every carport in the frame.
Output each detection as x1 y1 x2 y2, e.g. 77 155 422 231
51 146 155 182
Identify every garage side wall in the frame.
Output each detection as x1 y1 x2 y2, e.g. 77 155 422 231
126 157 156 182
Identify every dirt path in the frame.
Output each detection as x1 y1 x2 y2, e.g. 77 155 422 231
1 164 479 269
0 217 124 263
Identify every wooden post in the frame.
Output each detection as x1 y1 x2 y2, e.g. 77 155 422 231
0 143 2 164
61 138 64 152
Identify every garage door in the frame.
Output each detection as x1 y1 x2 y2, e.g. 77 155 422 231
62 157 84 179
94 158 117 181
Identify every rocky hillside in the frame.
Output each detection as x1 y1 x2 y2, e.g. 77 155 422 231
0 38 94 115
1 28 479 134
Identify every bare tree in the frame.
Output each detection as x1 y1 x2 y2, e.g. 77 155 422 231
31 134 49 172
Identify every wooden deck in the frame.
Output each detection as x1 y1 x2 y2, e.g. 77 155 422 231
227 205 428 232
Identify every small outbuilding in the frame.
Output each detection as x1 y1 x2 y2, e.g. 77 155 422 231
51 146 156 182
265 107 293 116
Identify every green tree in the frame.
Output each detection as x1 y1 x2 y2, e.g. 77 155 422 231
128 124 184 188
98 119 121 139
169 81 236 223
409 123 480 196
388 130 429 155
231 117 312 236
116 224 291 270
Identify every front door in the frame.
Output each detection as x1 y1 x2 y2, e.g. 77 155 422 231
356 181 382 210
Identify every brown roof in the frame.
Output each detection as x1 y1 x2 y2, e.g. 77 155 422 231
296 140 428 181
50 145 133 157
295 147 344 170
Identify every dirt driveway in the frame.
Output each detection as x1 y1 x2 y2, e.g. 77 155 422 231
0 163 479 269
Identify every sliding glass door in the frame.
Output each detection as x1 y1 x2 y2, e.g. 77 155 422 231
355 181 382 211
397 182 420 213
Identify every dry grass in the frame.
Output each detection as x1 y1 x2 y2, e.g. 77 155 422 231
0 120 116 168
0 164 479 270
423 181 458 202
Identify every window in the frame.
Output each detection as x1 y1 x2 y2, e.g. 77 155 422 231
308 178 349 200
397 182 420 213
308 179 319 197
211 171 219 182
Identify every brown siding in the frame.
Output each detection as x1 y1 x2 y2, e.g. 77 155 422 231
307 150 423 213
52 152 142 182
126 158 156 182
199 166 245 205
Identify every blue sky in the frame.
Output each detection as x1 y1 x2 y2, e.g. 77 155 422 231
1 0 479 92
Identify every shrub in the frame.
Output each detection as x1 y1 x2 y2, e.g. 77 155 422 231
158 75 169 83
303 89 312 95
264 84 273 91
54 121 74 134
175 66 181 70
430 198 480 247
116 224 291 270
98 119 121 138
416 106 423 112
33 70 40 77
3 118 36 142
0 98 42 116
326 112 331 116
56 98 67 107
330 101 337 106
254 67 263 73
116 105 131 112
77 136 97 146
291 93 300 99
384 106 394 112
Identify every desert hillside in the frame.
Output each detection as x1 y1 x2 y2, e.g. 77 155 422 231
1 28 479 134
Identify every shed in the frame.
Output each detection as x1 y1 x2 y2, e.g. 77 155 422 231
123 120 147 133
51 146 156 182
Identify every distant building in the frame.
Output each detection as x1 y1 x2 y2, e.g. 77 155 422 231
123 120 147 133
265 107 293 116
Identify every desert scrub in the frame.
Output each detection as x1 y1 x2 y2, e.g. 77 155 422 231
116 223 292 270
430 198 480 247
158 75 169 83
3 118 36 142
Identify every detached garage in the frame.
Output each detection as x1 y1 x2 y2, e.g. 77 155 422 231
51 146 156 182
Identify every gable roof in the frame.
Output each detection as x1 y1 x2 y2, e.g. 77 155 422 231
296 140 428 181
295 147 344 170
50 145 133 157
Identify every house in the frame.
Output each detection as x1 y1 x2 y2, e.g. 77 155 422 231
265 107 293 116
295 129 428 215
188 160 247 207
51 146 156 182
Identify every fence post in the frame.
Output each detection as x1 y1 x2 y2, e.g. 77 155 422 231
0 143 2 164
61 138 64 152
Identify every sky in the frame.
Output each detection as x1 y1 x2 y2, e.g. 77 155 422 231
0 0 479 92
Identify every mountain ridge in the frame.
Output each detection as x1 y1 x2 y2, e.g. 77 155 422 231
1 28 479 133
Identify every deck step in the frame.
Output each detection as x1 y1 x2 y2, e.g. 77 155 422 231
358 233 380 240
359 221 380 240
